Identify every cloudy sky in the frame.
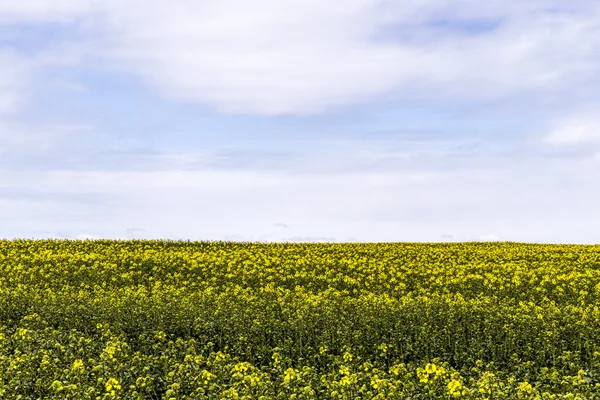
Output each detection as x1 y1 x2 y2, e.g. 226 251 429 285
1 1 599 243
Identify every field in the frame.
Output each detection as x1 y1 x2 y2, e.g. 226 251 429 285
1 239 599 399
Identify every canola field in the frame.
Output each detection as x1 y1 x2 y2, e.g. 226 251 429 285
1 239 600 399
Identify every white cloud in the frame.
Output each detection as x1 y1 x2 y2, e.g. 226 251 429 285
543 105 600 147
0 0 98 23
2 1 600 115
97 1 600 114
0 49 32 114
1 157 599 243
76 233 103 240
476 234 503 242
0 121 93 154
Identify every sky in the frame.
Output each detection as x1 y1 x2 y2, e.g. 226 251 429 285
1 1 600 243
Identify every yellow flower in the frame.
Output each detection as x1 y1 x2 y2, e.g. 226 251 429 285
71 359 84 372
425 363 437 374
105 377 121 393
447 379 462 395
283 368 297 384
50 380 63 391
518 381 532 392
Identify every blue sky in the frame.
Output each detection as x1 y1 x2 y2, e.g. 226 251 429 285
1 0 600 243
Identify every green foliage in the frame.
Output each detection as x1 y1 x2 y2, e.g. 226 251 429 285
0 239 599 398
